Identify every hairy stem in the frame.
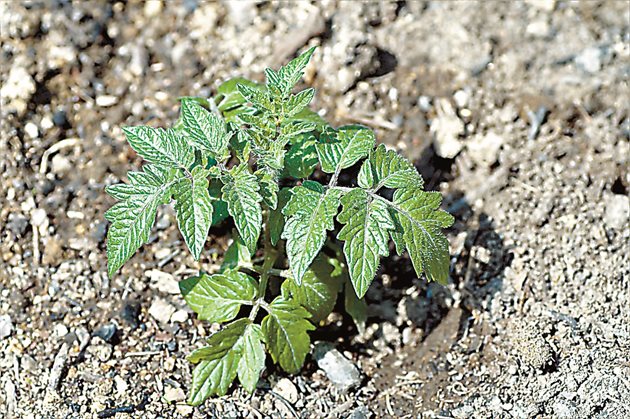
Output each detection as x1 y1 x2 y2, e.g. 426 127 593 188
248 211 278 321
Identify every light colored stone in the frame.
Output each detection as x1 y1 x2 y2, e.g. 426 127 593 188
144 0 163 17
468 132 504 167
431 99 464 159
149 298 176 324
51 154 72 174
272 378 298 404
313 342 361 391
170 310 188 323
114 376 128 395
95 95 118 107
0 315 13 339
603 194 629 230
176 404 193 416
25 122 39 139
0 66 35 114
525 0 556 12
164 386 186 403
147 269 179 294
575 47 603 74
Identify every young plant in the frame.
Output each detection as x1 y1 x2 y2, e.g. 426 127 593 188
105 47 453 405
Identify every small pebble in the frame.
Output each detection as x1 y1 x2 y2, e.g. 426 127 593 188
164 386 186 403
313 342 362 392
0 315 13 339
93 323 118 344
149 298 176 324
171 310 188 323
95 95 118 107
25 122 39 139
272 378 299 404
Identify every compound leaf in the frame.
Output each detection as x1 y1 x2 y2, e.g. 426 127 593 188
358 144 423 190
337 188 394 298
268 188 293 246
222 165 263 254
284 133 318 179
316 125 375 174
281 256 342 323
105 165 180 276
179 270 258 324
281 181 342 283
261 296 315 374
122 126 194 169
237 323 266 393
187 318 249 405
173 166 213 259
284 88 315 118
180 98 229 159
392 189 454 284
266 47 316 98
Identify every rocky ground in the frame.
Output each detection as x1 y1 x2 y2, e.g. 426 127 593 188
1 1 628 418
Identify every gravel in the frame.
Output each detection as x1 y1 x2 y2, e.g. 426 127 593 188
1 1 628 418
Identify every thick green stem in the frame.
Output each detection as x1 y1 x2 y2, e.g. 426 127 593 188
248 211 278 321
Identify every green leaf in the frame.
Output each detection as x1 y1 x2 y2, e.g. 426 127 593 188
179 270 258 323
316 125 375 174
237 83 274 112
265 46 316 98
220 234 251 271
284 133 318 179
281 181 342 283
122 126 195 169
261 296 315 374
268 188 293 246
284 88 315 118
173 166 213 259
287 107 329 128
281 256 341 323
216 77 261 112
344 278 367 334
187 318 249 404
237 323 266 393
105 165 180 276
392 189 454 284
180 98 229 159
337 188 394 298
358 144 423 190
255 169 279 210
208 178 229 226
222 165 263 254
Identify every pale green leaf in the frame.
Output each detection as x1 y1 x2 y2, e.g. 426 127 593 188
359 144 423 190
255 169 279 210
316 125 375 174
337 188 394 298
268 188 293 246
284 88 315 118
187 318 249 404
284 133 318 179
173 166 213 259
180 98 229 159
281 181 342 283
220 234 251 271
216 77 261 113
344 278 367 334
222 165 263 254
105 165 179 276
392 189 454 284
261 296 315 374
122 126 194 169
237 324 266 393
179 270 258 323
237 83 274 112
266 47 316 97
281 256 342 323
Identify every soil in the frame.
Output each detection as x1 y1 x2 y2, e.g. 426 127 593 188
1 1 628 419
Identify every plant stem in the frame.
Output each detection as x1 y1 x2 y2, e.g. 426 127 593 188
248 211 278 321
